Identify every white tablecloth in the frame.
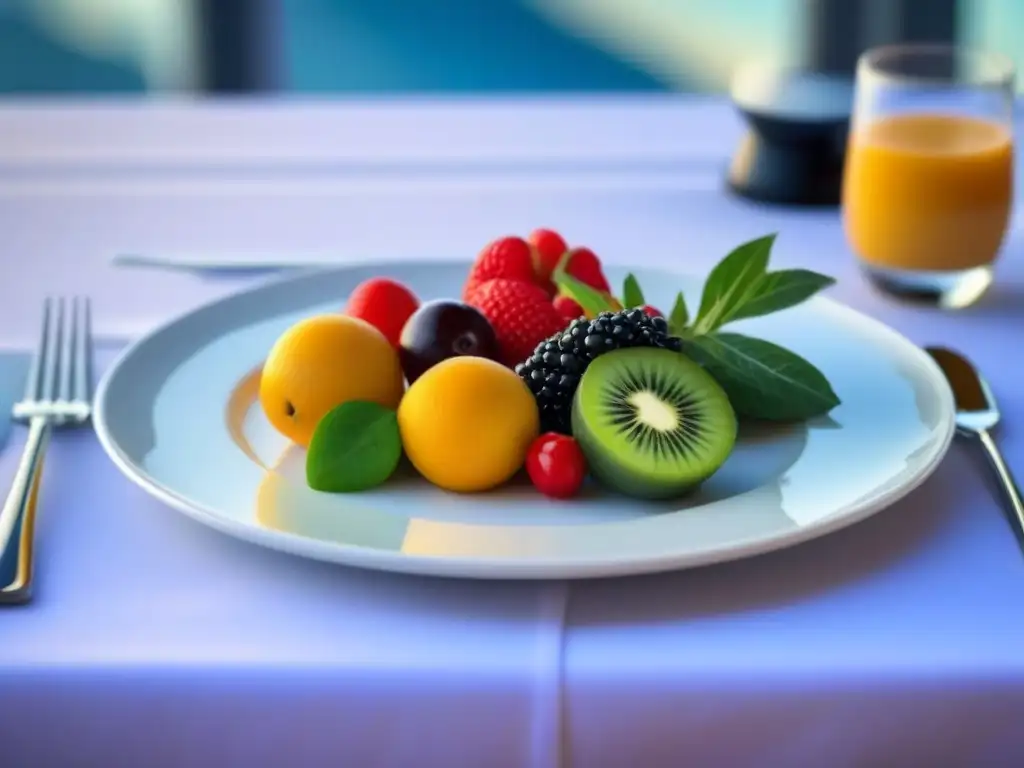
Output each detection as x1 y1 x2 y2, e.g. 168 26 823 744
1 96 1024 768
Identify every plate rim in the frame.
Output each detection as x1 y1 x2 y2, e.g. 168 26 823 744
93 260 957 580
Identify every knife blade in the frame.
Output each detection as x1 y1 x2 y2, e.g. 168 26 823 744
111 251 447 276
112 252 345 276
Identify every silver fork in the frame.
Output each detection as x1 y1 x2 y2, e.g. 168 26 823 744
0 297 93 604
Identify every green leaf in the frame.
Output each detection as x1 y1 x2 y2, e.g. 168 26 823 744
684 332 840 421
668 291 689 335
622 273 645 308
306 401 403 492
552 270 618 316
694 233 775 333
728 269 836 323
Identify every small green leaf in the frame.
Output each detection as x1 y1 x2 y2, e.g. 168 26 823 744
622 273 645 308
553 270 618 316
668 291 689 335
306 401 402 492
728 269 836 323
684 332 840 421
694 233 775 333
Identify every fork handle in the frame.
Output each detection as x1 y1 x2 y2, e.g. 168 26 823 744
0 416 52 604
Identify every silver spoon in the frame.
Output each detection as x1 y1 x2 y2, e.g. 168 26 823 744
925 346 1024 550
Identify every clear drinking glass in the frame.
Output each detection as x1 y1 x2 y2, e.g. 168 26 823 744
842 44 1016 308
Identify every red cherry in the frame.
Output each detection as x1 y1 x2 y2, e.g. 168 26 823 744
526 432 587 499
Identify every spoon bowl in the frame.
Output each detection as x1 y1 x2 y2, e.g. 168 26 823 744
925 346 1001 433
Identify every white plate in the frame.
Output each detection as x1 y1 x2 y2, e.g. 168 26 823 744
94 262 955 580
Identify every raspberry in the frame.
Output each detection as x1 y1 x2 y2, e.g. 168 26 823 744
528 228 569 282
468 278 568 367
344 277 419 347
463 236 539 303
553 294 584 322
564 247 611 294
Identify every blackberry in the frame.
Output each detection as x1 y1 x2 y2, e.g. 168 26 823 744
515 309 684 434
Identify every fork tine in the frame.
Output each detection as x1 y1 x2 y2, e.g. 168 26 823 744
58 296 76 403
73 297 92 402
38 297 64 403
21 298 51 404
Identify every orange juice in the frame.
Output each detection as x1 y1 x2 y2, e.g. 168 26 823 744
843 113 1013 271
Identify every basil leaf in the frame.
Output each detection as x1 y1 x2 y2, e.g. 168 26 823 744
622 273 645 308
694 233 775 333
685 332 840 420
668 291 689 335
306 401 402 492
728 269 836 323
553 270 618 316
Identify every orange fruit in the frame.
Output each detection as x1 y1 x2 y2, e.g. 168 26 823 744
397 356 539 493
259 314 404 448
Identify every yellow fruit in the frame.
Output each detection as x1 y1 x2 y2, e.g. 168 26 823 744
259 314 404 448
398 356 539 493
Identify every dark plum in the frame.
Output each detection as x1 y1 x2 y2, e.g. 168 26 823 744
398 299 501 383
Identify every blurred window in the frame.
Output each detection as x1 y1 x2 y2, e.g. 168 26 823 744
0 0 1017 95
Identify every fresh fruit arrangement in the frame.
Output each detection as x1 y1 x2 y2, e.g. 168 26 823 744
258 228 841 502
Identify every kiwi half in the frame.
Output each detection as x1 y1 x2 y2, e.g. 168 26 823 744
571 347 737 500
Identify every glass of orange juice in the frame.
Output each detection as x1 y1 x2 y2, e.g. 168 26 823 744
843 44 1015 308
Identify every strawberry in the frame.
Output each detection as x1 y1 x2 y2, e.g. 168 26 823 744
463 236 539 303
563 247 611 294
528 228 569 283
468 278 567 367
553 294 584 322
344 277 419 347
641 305 662 318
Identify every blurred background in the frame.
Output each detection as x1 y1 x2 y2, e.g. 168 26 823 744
0 0 1018 96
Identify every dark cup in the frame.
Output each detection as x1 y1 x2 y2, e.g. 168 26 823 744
726 66 855 207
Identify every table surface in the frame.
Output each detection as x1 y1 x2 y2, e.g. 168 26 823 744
1 95 1024 768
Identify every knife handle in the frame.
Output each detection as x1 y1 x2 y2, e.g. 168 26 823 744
0 416 51 604
978 428 1024 552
